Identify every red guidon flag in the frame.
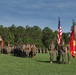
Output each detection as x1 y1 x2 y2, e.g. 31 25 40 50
70 26 76 58
57 17 62 46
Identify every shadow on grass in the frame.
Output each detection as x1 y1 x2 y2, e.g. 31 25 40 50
35 60 65 64
35 60 59 64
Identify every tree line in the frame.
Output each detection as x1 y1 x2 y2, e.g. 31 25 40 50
0 24 70 48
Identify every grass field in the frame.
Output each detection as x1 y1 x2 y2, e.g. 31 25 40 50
0 53 76 75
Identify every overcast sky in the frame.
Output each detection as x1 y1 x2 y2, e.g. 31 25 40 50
0 0 76 32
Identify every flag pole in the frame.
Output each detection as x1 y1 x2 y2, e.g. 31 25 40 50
57 16 62 46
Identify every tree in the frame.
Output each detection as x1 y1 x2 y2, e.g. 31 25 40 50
62 32 70 44
42 27 54 48
0 24 70 47
16 26 26 44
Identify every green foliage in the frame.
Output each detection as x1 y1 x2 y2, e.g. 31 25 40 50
0 24 69 47
42 27 54 48
0 54 76 75
62 32 70 44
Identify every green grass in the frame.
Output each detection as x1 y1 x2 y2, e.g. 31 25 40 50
0 53 76 75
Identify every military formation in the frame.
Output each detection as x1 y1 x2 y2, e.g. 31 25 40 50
0 36 72 64
49 40 71 64
0 44 38 58
0 41 71 64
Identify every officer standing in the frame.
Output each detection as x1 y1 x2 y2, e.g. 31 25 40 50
66 42 71 63
49 41 55 63
60 41 66 64
54 40 60 63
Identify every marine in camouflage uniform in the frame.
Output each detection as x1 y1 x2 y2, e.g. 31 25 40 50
60 41 66 64
54 40 61 63
49 41 55 63
66 43 71 63
55 41 60 62
55 45 61 63
31 44 37 58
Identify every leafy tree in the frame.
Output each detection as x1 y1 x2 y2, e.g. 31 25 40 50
42 27 54 48
0 24 70 47
62 32 70 44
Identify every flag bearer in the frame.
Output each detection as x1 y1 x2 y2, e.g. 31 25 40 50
60 41 66 64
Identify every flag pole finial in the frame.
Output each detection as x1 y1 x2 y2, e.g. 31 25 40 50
72 19 76 26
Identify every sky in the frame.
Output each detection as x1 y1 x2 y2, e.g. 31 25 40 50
0 0 76 32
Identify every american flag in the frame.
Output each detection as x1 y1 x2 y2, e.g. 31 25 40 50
57 17 62 46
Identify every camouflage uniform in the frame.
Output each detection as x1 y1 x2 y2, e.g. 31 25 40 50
26 44 31 57
60 41 66 64
66 43 71 63
49 41 55 63
55 45 61 63
54 40 60 63
31 44 37 58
